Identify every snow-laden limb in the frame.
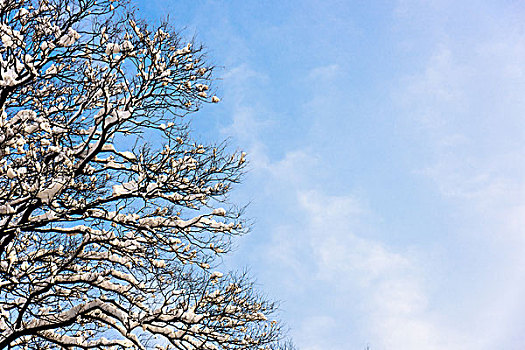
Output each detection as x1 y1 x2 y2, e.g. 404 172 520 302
0 0 289 349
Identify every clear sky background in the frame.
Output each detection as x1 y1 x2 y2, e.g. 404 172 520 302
137 1 525 349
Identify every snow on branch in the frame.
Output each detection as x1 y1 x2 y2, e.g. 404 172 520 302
0 0 288 349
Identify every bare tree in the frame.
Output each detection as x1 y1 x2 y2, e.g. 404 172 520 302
0 0 287 349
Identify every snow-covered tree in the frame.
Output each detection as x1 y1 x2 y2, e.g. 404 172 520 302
0 0 286 349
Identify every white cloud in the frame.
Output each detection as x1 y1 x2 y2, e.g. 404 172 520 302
131 0 525 349
203 4 525 347
222 57 467 348
288 189 459 350
221 64 271 141
234 138 457 348
393 3 525 348
295 315 338 350
306 64 341 82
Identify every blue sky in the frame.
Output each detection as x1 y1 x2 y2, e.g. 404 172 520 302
138 1 525 349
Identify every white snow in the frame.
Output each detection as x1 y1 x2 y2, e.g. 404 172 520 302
119 151 136 161
6 168 16 179
212 208 226 216
45 64 57 75
105 43 121 55
210 271 223 279
0 204 15 214
37 179 66 204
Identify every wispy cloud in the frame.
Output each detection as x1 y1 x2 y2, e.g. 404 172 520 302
148 1 525 348
275 187 457 350
393 2 525 348
221 54 469 348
